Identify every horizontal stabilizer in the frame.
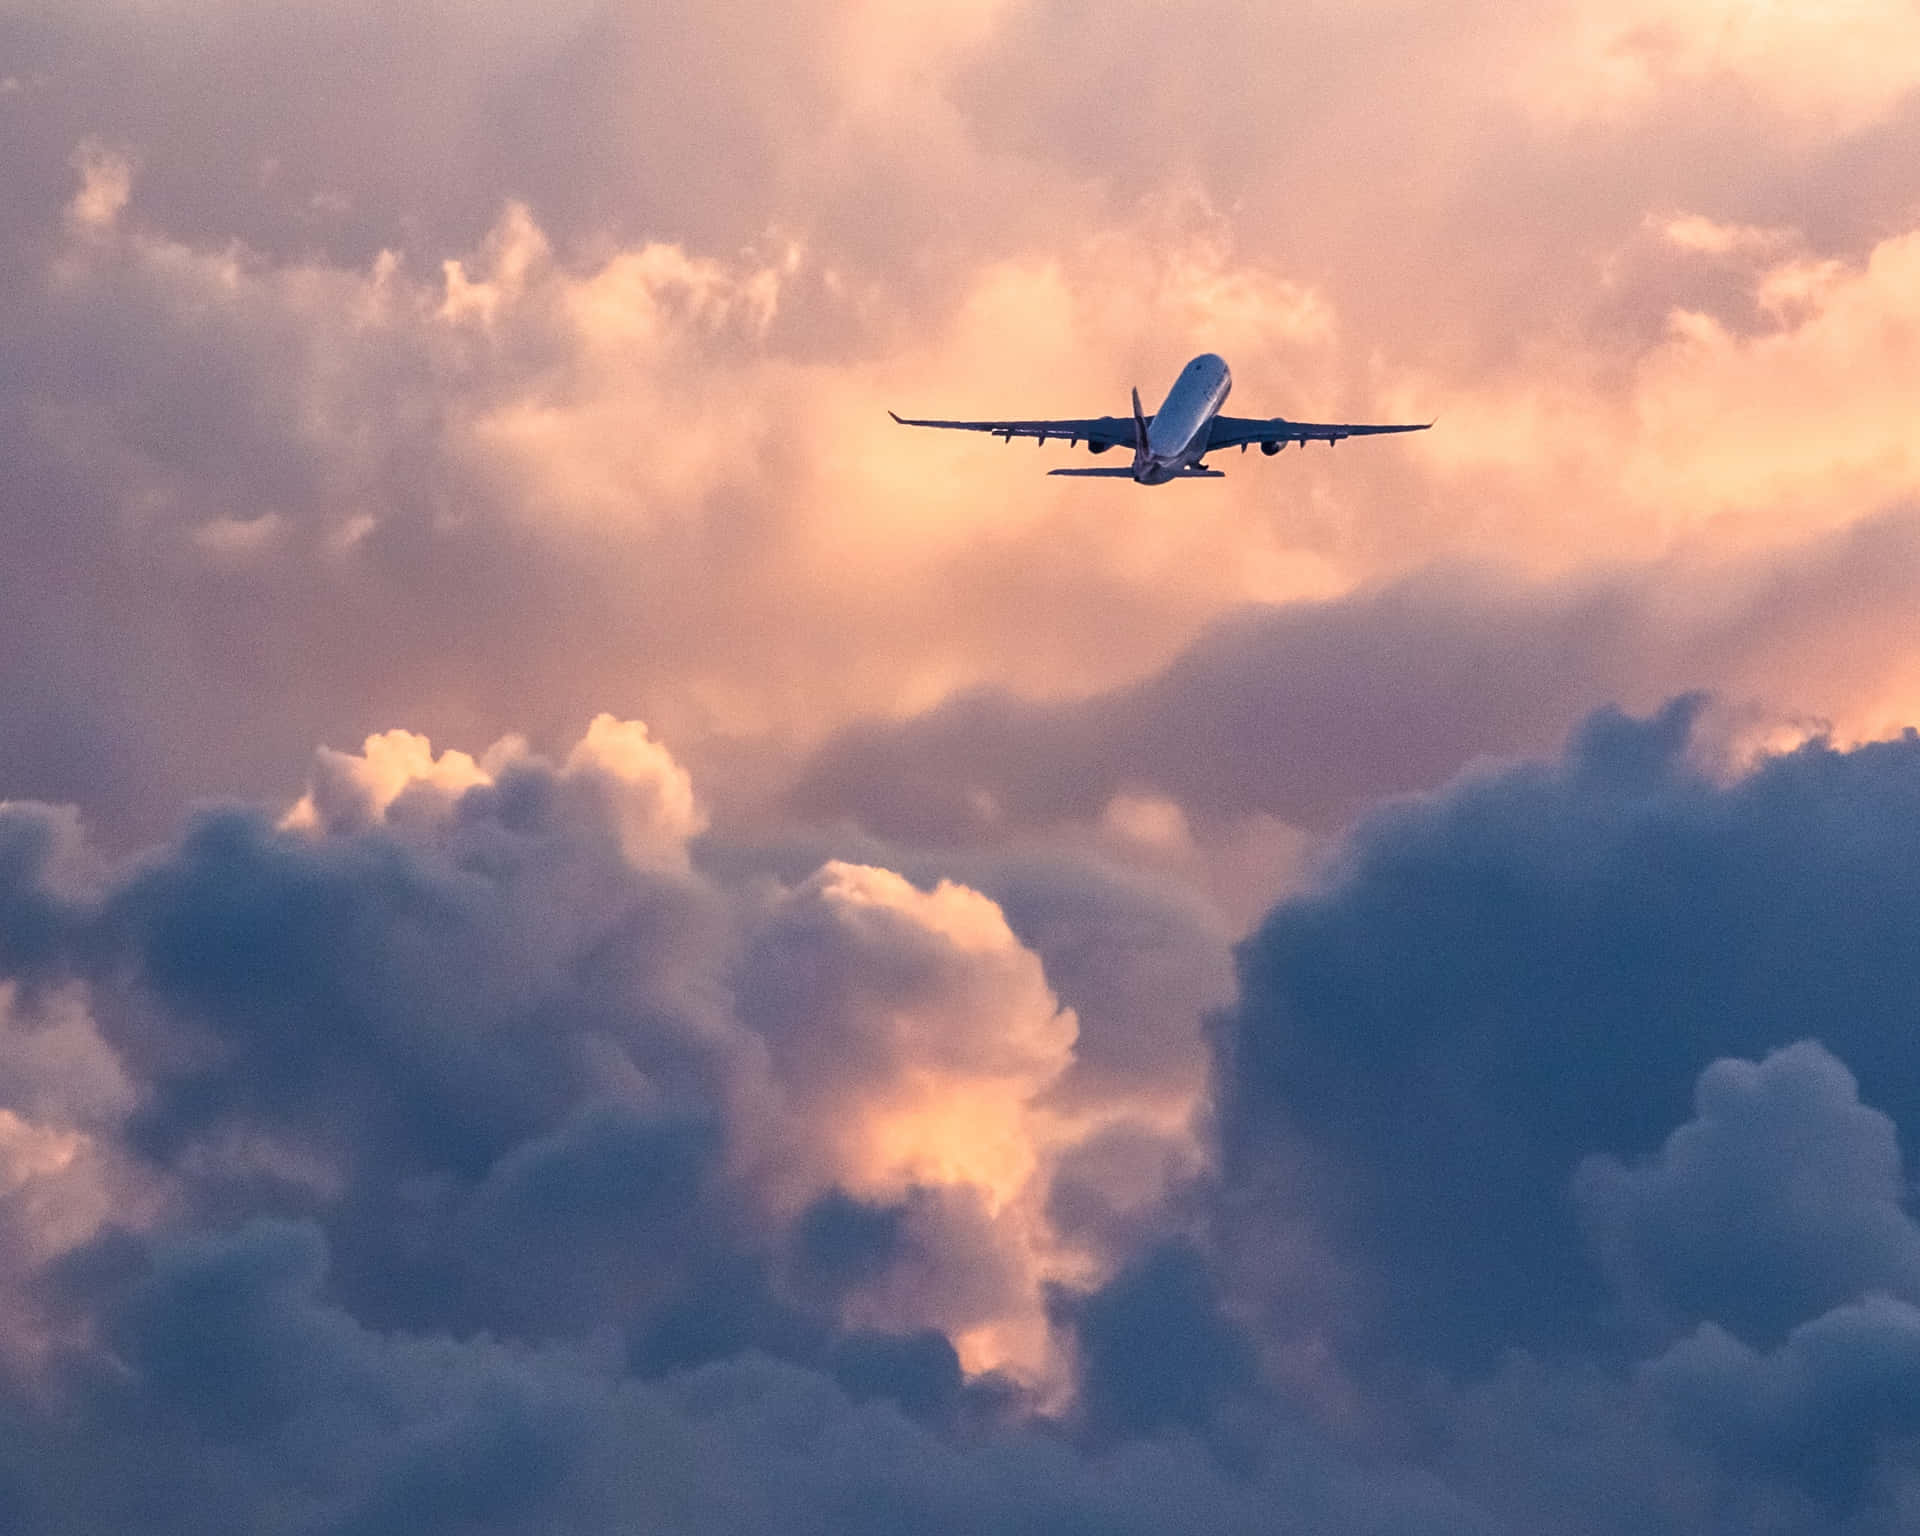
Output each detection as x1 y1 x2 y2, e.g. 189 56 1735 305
1048 466 1226 479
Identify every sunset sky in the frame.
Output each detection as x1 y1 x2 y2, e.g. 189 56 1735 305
4 2 1920 1530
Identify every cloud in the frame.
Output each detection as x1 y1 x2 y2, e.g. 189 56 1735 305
283 730 494 836
287 716 703 870
738 860 1075 1196
1578 1041 1920 1346
12 698 1920 1527
0 982 144 1366
1646 1297 1920 1516
791 513 1920 861
1509 0 1920 132
0 806 89 979
7 13 1920 866
1054 1241 1260 1444
62 139 129 236
0 1210 1492 1536
0 715 1229 1396
735 858 1081 1375
7 1 1920 1527
1213 699 1920 1375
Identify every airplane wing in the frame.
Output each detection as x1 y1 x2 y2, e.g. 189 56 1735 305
1205 415 1433 450
888 411 1142 449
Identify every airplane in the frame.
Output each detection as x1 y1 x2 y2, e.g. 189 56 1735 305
890 353 1430 484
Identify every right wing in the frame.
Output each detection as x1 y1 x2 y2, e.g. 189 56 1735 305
1206 414 1432 450
888 411 1143 449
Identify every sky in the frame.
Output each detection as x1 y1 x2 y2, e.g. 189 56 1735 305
2 1 1920 1530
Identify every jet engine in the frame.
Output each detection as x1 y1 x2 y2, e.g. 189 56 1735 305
1088 441 1112 454
1261 439 1284 456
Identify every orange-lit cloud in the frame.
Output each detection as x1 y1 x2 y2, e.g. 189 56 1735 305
0 983 147 1365
15 13 1920 850
273 717 1194 1385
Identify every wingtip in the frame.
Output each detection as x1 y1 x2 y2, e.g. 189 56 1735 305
888 410 905 424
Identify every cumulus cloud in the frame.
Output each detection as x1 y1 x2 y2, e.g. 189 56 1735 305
735 859 1083 1376
0 714 1223 1398
739 861 1075 1196
0 982 144 1365
283 730 494 836
10 697 1920 1528
1578 1042 1920 1346
0 723 1510 1535
1646 1296 1920 1516
1152 715 1920 1530
1054 1241 1261 1445
0 1215 1484 1536
1212 699 1920 1378
287 715 703 869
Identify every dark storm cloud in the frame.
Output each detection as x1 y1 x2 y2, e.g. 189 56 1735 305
0 1212 1489 1536
1214 698 1920 1378
15 694 1920 1528
0 770 762 1346
1645 1296 1920 1515
97 801 732 1190
5 727 1498 1536
1054 1241 1260 1445
0 710 1242 1363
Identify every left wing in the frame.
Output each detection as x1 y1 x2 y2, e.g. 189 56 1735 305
1206 415 1433 451
889 411 1141 450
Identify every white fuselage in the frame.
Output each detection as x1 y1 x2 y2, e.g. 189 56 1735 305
1137 353 1233 483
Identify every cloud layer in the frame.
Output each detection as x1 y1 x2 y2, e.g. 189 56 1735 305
0 706 1916 1529
8 0 1920 848
6 0 1920 1528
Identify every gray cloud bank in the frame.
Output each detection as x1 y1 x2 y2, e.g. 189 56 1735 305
791 510 1920 844
1 702 1919 1530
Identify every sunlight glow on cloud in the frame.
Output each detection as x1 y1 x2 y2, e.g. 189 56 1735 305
282 729 494 834
1513 0 1920 130
1422 220 1920 565
63 140 131 236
